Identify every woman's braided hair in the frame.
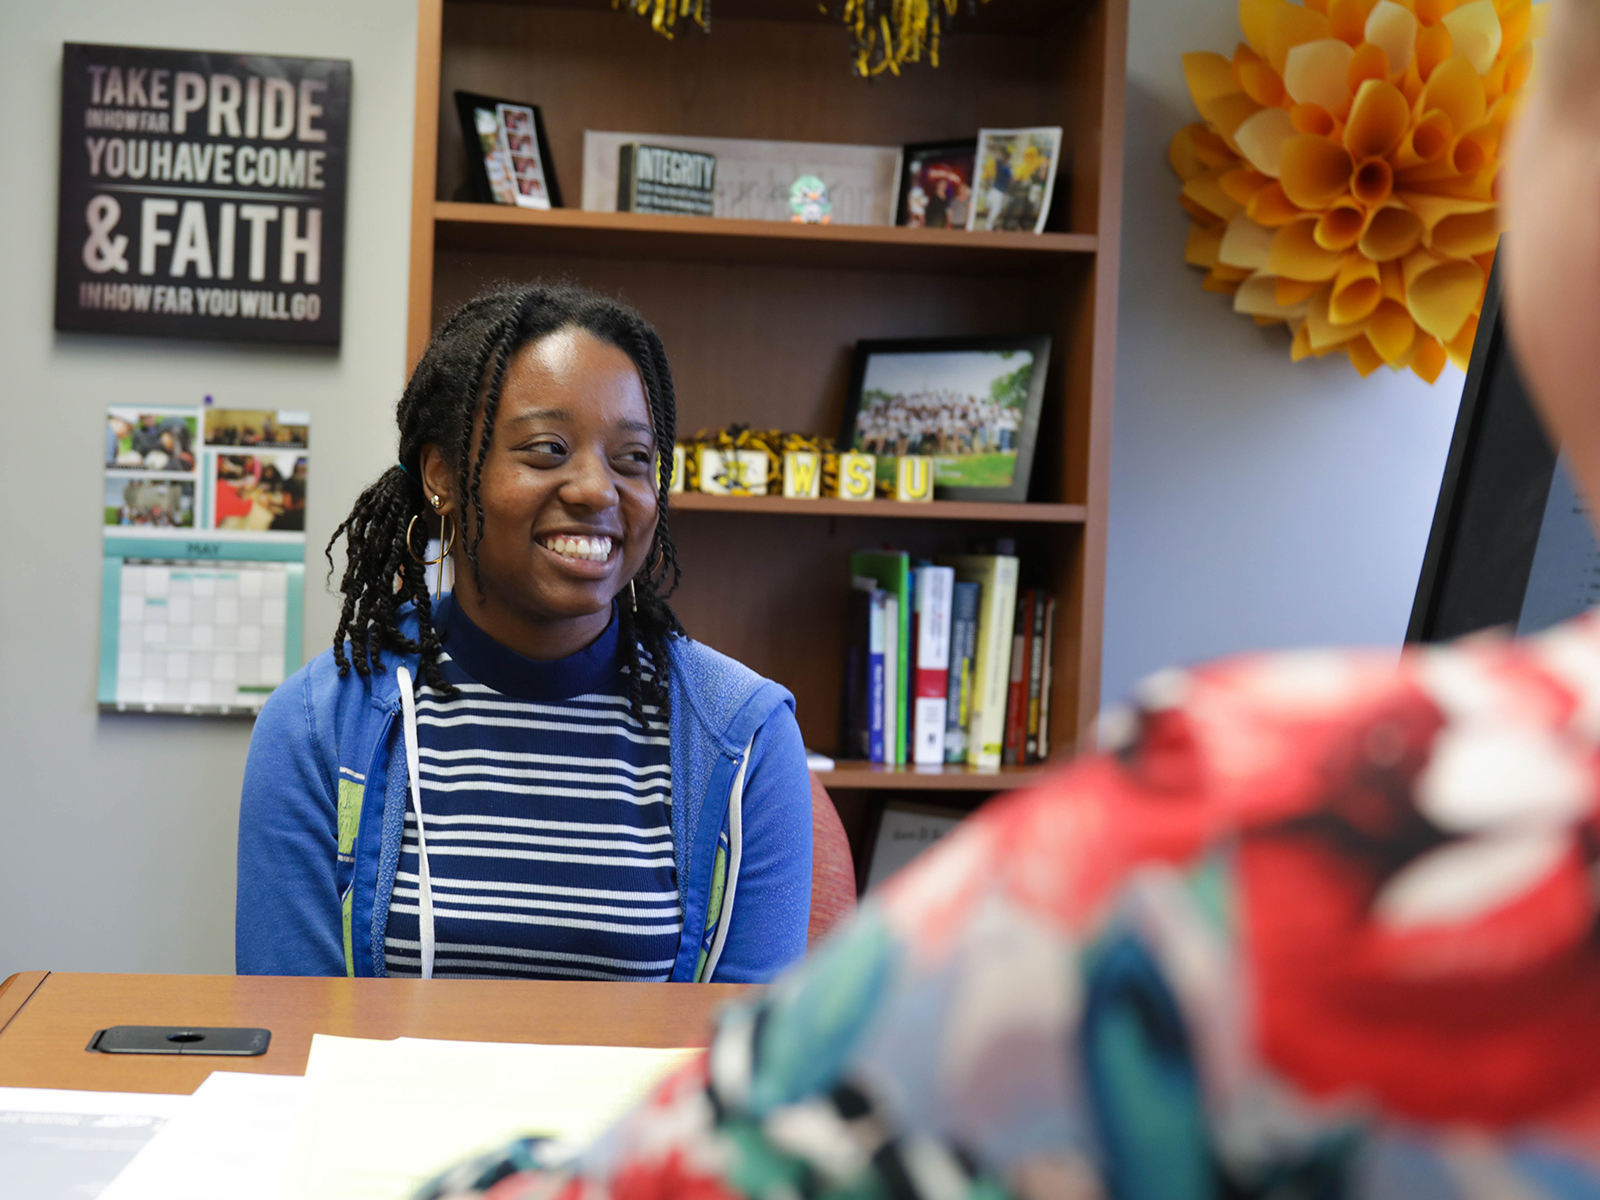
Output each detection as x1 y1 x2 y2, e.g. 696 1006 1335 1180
326 282 685 725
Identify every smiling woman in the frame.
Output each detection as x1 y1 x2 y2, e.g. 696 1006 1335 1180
234 284 814 983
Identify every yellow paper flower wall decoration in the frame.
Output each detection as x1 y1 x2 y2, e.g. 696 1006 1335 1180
1171 0 1538 382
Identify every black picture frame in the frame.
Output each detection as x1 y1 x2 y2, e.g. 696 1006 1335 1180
840 334 1052 503
454 90 562 209
894 139 977 229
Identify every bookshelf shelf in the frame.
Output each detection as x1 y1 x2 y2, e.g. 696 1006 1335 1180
816 763 1051 792
670 494 1088 523
433 203 1097 273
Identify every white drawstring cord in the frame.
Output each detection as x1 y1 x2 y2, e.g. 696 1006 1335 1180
396 666 435 980
701 734 753 980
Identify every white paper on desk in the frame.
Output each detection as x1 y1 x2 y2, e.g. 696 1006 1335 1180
0 1086 187 1200
282 1036 700 1200
98 1071 307 1200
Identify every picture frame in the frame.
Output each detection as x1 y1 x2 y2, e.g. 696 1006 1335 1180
894 139 976 229
454 90 562 210
968 126 1063 235
840 334 1052 503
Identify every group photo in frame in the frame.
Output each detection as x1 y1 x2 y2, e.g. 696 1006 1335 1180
455 90 562 209
840 334 1051 503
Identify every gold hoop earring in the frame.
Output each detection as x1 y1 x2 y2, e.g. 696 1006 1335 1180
628 579 637 611
406 513 455 566
636 537 663 582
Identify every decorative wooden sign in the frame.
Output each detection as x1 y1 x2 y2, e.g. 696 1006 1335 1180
57 42 350 344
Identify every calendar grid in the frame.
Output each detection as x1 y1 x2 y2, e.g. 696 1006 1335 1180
98 557 304 715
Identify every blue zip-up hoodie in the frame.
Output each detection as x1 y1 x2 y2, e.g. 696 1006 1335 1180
236 602 812 982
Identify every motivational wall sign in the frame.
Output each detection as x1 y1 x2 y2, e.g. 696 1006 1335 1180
55 43 350 345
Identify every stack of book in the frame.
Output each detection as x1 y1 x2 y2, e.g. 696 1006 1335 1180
840 549 1056 769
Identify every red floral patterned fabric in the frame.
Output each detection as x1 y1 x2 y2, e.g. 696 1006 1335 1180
420 617 1600 1200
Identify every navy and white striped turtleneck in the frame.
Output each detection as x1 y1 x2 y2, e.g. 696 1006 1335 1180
384 601 680 980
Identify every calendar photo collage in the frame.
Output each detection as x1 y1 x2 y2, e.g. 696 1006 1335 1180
99 403 310 716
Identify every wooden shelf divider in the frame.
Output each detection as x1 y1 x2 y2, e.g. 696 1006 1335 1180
815 763 1050 792
670 493 1087 523
433 202 1096 272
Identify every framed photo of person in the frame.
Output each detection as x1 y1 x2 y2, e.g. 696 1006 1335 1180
894 139 976 229
968 127 1063 234
840 334 1052 503
454 91 562 209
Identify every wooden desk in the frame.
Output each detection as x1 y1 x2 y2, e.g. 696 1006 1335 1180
0 971 746 1094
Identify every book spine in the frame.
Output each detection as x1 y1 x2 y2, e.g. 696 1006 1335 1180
1001 591 1030 766
868 591 886 764
912 567 954 766
896 575 910 767
840 625 858 760
840 588 871 760
968 558 1019 768
883 593 900 766
908 605 921 763
943 583 979 764
617 144 637 212
1038 596 1056 761
1025 590 1047 763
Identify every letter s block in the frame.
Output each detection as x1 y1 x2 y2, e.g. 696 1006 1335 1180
895 455 934 502
782 451 821 498
837 451 876 501
669 444 686 494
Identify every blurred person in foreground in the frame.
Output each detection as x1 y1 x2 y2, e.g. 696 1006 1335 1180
423 4 1600 1198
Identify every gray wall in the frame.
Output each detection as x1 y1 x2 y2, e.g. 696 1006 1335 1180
0 0 416 977
1102 0 1465 707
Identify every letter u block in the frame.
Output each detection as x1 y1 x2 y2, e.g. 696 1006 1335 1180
895 455 935 502
837 451 876 501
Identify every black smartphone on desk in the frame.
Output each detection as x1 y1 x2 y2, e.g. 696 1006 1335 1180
87 1025 271 1055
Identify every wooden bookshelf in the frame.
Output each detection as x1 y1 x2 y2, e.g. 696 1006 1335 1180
405 0 1126 874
